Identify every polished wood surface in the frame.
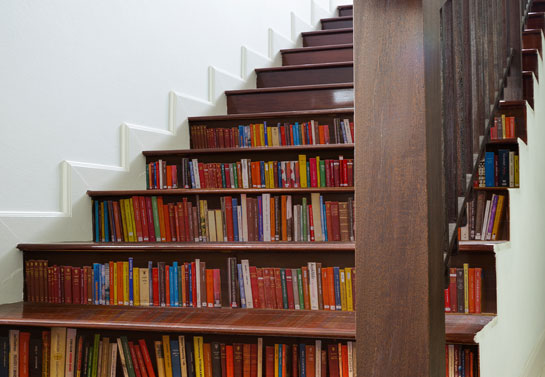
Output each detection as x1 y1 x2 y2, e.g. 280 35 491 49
523 70 535 108
458 240 507 252
445 313 495 344
17 241 355 253
499 99 528 143
526 12 545 31
522 48 539 79
0 302 355 339
337 5 353 17
523 29 543 54
256 62 353 88
532 0 545 12
302 29 353 47
354 0 445 375
225 84 354 114
281 44 353 66
321 16 353 30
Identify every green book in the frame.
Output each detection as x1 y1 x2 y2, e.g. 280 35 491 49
151 196 161 241
221 164 226 188
145 165 149 189
91 334 100 377
232 163 239 188
280 268 288 309
120 336 137 377
86 340 94 377
301 197 307 242
319 160 326 187
296 268 305 309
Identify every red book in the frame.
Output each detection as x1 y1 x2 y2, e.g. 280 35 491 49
341 345 348 377
116 262 124 305
165 265 171 307
256 268 266 310
75 335 84 376
341 159 348 187
173 204 181 242
19 331 30 377
168 203 177 242
128 342 143 377
475 268 482 313
221 344 227 377
138 339 157 377
226 345 235 377
285 269 295 309
82 267 88 305
349 122 354 142
274 268 283 309
449 268 457 312
347 160 353 187
113 201 124 242
330 201 340 241
163 204 172 242
249 266 260 308
262 268 272 309
281 345 287 377
265 346 274 377
327 345 340 377
225 196 234 242
444 288 451 312
63 266 72 304
280 126 287 146
152 268 160 307
309 158 317 187
320 267 330 310
308 204 315 242
72 267 81 305
469 268 476 313
509 116 515 138
138 197 149 242
292 344 298 377
250 344 257 377
198 163 206 188
183 199 191 242
213 269 222 308
191 262 197 306
145 197 156 242
206 269 214 308
132 196 144 242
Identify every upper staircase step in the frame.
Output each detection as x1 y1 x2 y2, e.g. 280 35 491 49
337 5 353 17
321 16 353 30
225 83 354 114
523 70 534 108
526 12 545 32
522 48 539 80
256 62 353 88
302 28 353 47
532 0 545 12
523 29 542 54
281 44 353 66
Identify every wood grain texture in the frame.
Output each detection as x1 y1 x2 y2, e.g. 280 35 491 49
256 62 353 88
526 12 545 31
281 44 354 66
354 0 445 375
458 240 507 252
302 29 353 47
522 48 539 79
321 16 353 30
445 313 495 344
0 302 355 339
522 29 542 55
523 70 535 108
337 5 353 17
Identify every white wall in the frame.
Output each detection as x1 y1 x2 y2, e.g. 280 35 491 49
0 0 352 303
475 37 545 377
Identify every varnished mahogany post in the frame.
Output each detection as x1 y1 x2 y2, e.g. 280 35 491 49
354 0 446 376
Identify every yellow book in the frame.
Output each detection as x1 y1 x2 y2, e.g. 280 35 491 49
298 154 307 188
140 268 150 306
268 162 275 188
264 162 270 188
272 127 279 146
345 267 354 311
215 210 224 242
315 156 321 187
193 336 205 377
260 124 265 147
128 198 137 242
154 341 166 377
267 126 273 146
133 267 140 306
207 210 217 242
491 195 505 240
162 335 173 377
340 269 347 311
501 114 506 139
515 155 519 187
123 199 135 242
119 200 129 242
463 263 469 313
123 262 129 305
113 262 118 305
50 327 67 377
274 344 279 377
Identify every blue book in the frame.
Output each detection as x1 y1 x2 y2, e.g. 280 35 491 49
170 340 182 377
258 196 263 241
128 257 134 305
340 121 347 142
232 199 239 242
173 262 179 307
498 149 509 187
105 264 110 304
264 121 268 146
152 163 157 188
260 161 266 187
93 263 100 305
299 344 307 377
188 161 195 188
306 162 310 189
188 265 193 307
278 344 283 377
237 264 246 308
148 261 153 306
294 122 300 145
245 126 250 147
101 264 106 305
103 202 110 242
305 123 311 144
320 196 327 241
0 337 7 377
94 201 99 242
485 152 495 187
333 267 342 310
238 125 245 146
186 339 196 377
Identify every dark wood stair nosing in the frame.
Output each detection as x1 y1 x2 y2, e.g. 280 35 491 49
320 16 353 23
255 61 353 73
225 83 354 96
281 44 353 54
301 28 353 37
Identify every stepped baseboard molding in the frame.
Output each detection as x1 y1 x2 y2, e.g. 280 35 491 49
0 2 336 304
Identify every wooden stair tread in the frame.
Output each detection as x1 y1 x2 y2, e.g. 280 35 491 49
445 313 495 344
499 99 527 108
187 108 353 123
255 61 353 73
225 83 353 96
17 242 356 253
522 48 539 56
0 302 355 339
301 28 353 37
86 187 355 198
320 16 353 23
281 44 353 54
337 5 353 10
458 241 508 252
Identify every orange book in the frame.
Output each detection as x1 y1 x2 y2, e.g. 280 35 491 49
243 344 251 377
341 345 349 377
226 345 235 377
306 345 315 377
206 269 214 308
163 204 172 242
469 268 476 313
117 262 124 305
321 267 330 310
281 344 287 377
109 261 115 305
19 331 30 377
166 167 172 189
281 196 287 241
157 197 167 241
204 343 213 377
475 268 482 313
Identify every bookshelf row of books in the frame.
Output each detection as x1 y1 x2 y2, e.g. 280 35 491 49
2 329 356 377
92 195 355 244
25 259 356 312
444 265 484 314
145 156 354 190
475 150 519 188
490 115 516 140
445 344 479 377
458 192 506 241
189 119 354 150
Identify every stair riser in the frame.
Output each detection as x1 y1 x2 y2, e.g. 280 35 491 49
303 31 353 47
282 47 353 65
523 52 539 80
338 8 353 17
321 19 353 30
523 32 542 54
257 66 354 88
226 87 354 114
523 73 534 108
526 14 545 32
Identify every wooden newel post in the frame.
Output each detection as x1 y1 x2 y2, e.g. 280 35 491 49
354 0 446 376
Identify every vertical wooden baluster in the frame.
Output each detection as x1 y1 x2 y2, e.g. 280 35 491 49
452 0 465 201
462 0 474 194
505 0 523 100
470 0 482 158
481 0 491 124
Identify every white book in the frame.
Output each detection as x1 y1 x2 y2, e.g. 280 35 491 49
460 203 470 241
191 158 201 188
241 259 254 308
315 340 322 377
263 194 271 241
109 343 118 377
241 194 248 242
139 268 150 306
352 343 357 377
50 327 67 377
158 159 164 189
179 336 188 377
308 262 319 310
242 159 249 188
509 151 515 187
196 259 202 308
286 196 293 241
281 162 288 187
8 330 19 377
230 165 235 188
344 118 353 143
311 120 317 145
347 342 354 377
64 328 77 377
257 338 263 377
290 161 296 187
480 200 491 241
311 193 323 242
116 338 130 377
292 268 300 310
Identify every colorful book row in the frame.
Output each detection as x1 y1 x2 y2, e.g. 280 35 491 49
226 259 355 312
444 265 484 314
1 329 356 377
476 150 519 188
445 344 479 377
190 119 354 150
490 115 516 140
92 195 355 243
458 192 506 241
146 155 354 190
